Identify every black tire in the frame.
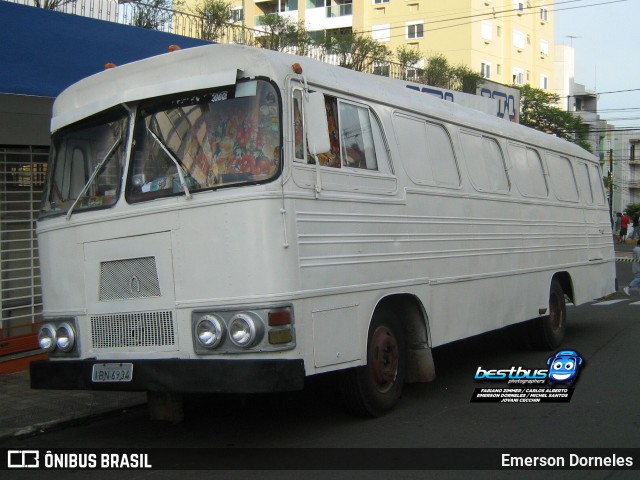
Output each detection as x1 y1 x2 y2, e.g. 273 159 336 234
529 279 567 350
340 309 406 417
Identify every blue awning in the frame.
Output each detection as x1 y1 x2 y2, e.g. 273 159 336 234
0 2 211 97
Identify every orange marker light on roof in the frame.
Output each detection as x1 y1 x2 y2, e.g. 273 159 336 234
168 45 181 52
104 63 117 70
292 63 303 74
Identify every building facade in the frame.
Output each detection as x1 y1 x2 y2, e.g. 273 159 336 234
212 0 555 91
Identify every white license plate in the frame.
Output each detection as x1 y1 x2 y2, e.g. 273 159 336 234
91 363 133 383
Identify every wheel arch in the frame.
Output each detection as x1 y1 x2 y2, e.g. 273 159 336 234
552 271 574 304
374 293 436 384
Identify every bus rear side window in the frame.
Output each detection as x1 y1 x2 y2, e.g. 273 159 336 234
393 114 459 187
460 131 509 193
547 153 579 202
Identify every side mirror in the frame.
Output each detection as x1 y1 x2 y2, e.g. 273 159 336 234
303 91 331 155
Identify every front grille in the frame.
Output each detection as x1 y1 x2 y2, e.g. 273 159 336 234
99 256 161 301
91 311 175 349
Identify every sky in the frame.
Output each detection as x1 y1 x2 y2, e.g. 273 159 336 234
553 0 640 131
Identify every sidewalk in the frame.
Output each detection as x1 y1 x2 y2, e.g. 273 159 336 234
0 242 634 442
0 368 146 442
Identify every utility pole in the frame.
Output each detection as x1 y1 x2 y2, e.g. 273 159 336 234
609 148 614 225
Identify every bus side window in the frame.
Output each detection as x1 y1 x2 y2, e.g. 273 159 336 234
577 162 593 204
393 114 459 187
547 153 579 202
508 143 548 197
589 163 606 205
316 96 342 168
460 131 509 193
338 101 378 171
293 90 305 162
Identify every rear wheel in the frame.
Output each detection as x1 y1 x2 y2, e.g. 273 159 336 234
529 279 567 350
340 309 406 417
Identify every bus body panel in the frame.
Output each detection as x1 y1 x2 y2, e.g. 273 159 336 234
32 45 615 399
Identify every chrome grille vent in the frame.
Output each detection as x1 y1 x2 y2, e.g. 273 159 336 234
99 256 160 301
91 311 175 348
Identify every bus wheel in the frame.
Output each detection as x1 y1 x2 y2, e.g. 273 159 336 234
340 309 406 417
530 279 566 350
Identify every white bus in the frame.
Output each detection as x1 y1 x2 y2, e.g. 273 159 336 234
31 44 616 418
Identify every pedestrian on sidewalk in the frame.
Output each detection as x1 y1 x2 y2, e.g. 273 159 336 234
631 213 640 240
624 239 640 295
620 212 631 244
614 212 622 243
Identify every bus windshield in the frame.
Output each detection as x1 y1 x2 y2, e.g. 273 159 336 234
126 79 281 202
40 107 129 218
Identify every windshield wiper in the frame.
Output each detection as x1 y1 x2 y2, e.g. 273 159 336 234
66 137 123 220
147 129 193 200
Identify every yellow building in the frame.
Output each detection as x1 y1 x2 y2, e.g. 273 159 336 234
184 0 555 91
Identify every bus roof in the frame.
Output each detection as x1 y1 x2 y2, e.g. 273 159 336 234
51 44 596 162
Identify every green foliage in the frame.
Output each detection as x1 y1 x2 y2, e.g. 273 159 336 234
322 31 392 72
625 203 640 217
191 0 233 41
395 46 423 80
518 84 592 152
255 15 311 55
32 0 77 9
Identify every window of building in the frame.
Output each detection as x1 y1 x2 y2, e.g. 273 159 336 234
372 24 391 42
481 21 493 41
481 62 491 79
373 0 389 4
513 30 525 49
512 68 525 85
406 21 424 39
540 74 548 90
540 7 549 22
231 8 243 22
540 39 549 56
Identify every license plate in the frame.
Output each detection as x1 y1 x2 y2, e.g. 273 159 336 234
91 363 133 383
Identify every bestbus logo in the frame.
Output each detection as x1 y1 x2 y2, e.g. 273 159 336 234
475 366 548 384
470 351 584 403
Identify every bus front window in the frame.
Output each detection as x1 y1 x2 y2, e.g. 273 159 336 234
40 107 129 218
127 80 281 202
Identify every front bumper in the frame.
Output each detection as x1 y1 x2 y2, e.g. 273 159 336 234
30 358 305 393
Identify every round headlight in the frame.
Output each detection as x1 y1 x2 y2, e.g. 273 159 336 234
55 322 76 352
38 324 57 352
196 315 225 349
228 313 263 348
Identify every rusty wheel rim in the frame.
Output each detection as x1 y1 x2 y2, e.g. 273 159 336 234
369 325 399 393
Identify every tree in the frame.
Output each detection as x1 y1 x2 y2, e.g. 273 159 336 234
322 31 392 72
518 84 592 152
395 46 423 80
125 0 178 30
254 14 312 55
191 0 233 42
33 0 77 9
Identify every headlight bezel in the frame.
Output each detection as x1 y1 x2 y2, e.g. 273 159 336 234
38 318 79 356
191 305 295 355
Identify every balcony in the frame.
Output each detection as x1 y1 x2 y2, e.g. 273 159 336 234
305 3 353 31
255 10 299 27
